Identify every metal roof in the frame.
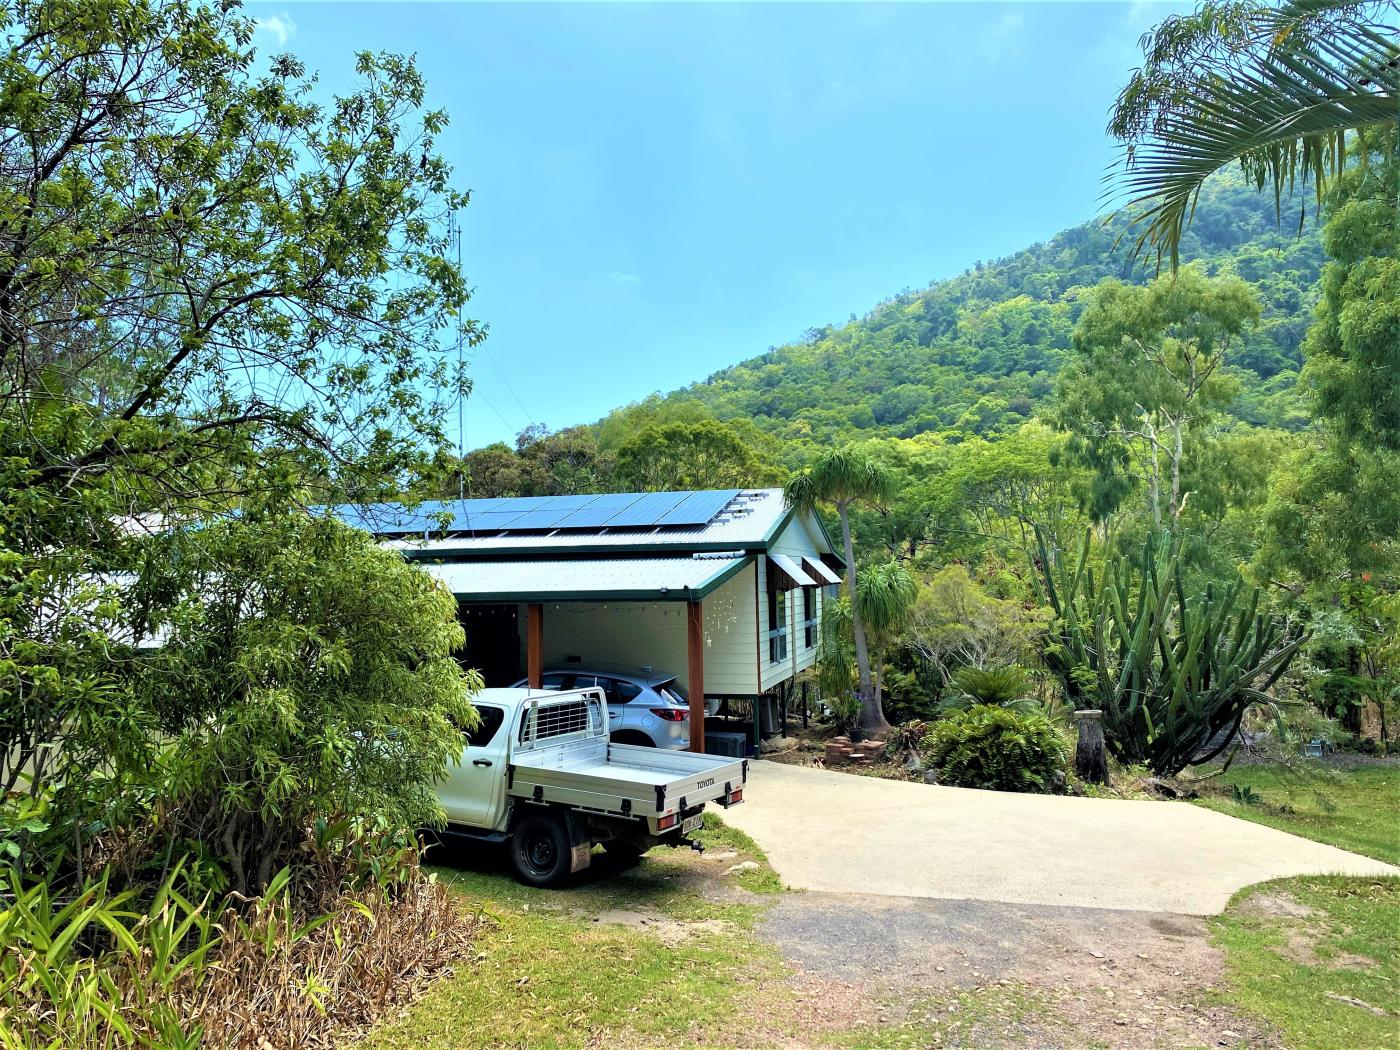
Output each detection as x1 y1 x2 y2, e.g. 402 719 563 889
768 553 817 588
417 555 751 602
383 488 795 558
802 555 843 585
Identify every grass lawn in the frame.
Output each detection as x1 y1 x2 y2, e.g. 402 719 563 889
362 777 1399 1049
1210 876 1400 1050
1194 760 1400 864
362 815 790 1050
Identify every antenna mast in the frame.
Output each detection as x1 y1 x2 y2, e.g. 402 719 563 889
453 214 466 503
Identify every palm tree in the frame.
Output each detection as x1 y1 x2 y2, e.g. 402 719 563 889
784 448 893 735
855 560 919 720
1109 0 1398 267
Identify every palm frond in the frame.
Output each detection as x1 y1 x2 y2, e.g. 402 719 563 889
1110 0 1399 266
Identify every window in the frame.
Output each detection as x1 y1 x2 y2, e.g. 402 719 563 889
613 679 643 704
803 587 818 649
540 673 571 691
767 586 788 664
465 705 506 748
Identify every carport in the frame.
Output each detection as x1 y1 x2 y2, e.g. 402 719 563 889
418 556 750 752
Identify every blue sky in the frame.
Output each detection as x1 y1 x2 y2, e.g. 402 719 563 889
249 1 1189 450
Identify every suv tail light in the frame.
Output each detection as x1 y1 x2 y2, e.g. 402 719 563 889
651 708 686 722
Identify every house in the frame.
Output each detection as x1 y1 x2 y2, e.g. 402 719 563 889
333 489 843 752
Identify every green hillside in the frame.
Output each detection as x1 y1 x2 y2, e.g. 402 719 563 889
636 174 1324 449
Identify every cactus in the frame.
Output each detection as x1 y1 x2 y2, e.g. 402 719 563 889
1030 530 1303 776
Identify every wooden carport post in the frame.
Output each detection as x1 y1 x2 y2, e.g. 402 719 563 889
526 603 543 689
687 600 705 753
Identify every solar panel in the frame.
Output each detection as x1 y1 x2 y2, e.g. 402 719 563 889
456 497 513 514
455 510 525 531
604 491 689 528
552 505 631 529
493 495 558 513
507 509 571 530
654 489 741 527
367 505 433 532
543 494 600 511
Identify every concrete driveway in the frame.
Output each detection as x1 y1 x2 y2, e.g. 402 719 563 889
724 762 1397 915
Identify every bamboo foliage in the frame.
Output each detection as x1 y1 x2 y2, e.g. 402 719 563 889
1031 530 1304 775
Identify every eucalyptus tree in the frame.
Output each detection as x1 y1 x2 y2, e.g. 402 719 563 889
784 448 894 734
1110 0 1399 265
0 0 477 870
1055 267 1259 526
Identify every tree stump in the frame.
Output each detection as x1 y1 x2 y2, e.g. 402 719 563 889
1073 709 1109 785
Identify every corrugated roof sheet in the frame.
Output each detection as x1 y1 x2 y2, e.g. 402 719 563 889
768 553 816 588
802 555 843 585
417 556 750 602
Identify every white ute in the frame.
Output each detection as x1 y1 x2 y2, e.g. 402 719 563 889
437 687 747 885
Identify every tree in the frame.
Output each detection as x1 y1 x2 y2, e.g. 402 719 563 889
460 442 528 497
784 448 894 735
0 0 474 884
128 512 479 895
515 425 610 496
0 0 474 511
854 560 918 712
613 419 772 490
1109 0 1398 266
904 565 1051 684
1055 267 1259 526
1256 134 1399 586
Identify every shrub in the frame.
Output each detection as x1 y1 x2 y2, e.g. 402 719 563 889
938 665 1041 715
127 511 481 896
921 705 1069 793
0 854 476 1050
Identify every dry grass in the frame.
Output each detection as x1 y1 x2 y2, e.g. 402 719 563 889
188 873 480 1049
1 861 480 1050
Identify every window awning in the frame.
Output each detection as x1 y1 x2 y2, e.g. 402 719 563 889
802 555 843 586
417 556 750 603
767 553 816 590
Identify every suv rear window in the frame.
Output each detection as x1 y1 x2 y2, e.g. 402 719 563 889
613 680 643 704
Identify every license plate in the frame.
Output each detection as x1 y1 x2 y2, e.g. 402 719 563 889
681 813 703 835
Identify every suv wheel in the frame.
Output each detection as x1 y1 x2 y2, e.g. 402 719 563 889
610 730 656 748
510 812 573 887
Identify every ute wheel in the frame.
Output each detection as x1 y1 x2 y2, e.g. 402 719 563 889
602 840 648 867
510 813 573 887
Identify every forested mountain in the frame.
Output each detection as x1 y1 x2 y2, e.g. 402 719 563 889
625 173 1324 451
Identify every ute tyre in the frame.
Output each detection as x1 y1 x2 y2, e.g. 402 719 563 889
510 813 573 887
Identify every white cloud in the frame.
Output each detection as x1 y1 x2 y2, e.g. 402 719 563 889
606 270 641 287
255 12 297 47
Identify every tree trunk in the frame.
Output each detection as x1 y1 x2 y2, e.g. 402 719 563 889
1073 709 1109 785
839 502 890 737
1169 416 1184 521
1144 416 1162 529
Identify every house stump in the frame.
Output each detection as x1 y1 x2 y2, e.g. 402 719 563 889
1073 709 1109 785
